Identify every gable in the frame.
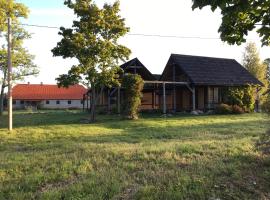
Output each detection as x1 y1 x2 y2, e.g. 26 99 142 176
120 58 157 81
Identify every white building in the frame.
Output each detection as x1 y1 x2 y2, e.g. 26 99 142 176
13 83 87 109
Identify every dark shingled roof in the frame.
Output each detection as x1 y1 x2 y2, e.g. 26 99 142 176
120 58 157 81
169 54 262 86
153 74 161 80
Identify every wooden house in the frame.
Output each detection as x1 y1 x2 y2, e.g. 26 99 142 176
90 54 262 113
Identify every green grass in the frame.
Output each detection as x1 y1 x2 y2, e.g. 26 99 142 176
0 111 269 200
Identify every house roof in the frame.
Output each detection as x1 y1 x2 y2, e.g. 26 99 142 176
165 54 262 86
120 58 157 81
13 84 87 100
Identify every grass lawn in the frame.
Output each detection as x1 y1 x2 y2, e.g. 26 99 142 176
0 111 269 200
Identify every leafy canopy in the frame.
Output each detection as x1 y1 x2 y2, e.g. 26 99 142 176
52 0 131 89
0 0 28 31
192 0 270 46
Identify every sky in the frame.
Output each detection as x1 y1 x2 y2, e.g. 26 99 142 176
14 0 270 84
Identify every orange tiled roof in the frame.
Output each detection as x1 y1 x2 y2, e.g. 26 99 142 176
13 84 87 100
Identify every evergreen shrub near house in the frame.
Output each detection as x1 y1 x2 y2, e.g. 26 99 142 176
222 85 256 112
122 74 144 120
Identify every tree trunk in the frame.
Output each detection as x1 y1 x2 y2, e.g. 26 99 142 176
0 84 5 116
0 70 7 116
89 86 104 122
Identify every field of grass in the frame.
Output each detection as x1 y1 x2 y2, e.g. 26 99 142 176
0 111 269 200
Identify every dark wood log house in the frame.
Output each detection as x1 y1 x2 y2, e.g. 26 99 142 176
88 54 262 114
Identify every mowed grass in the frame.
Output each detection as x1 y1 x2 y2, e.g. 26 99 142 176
0 111 269 200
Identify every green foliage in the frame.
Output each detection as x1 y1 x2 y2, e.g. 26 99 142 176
192 1 270 46
0 0 39 115
262 95 270 113
122 74 144 119
264 58 270 82
0 0 29 31
215 103 232 114
52 0 130 121
222 86 256 112
243 42 268 104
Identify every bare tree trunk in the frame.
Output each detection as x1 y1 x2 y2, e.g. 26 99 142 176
0 84 5 115
89 86 104 122
90 85 96 122
0 70 7 116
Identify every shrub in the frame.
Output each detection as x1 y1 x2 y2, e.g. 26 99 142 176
231 105 245 114
215 104 232 114
122 74 144 120
262 95 270 113
222 85 256 112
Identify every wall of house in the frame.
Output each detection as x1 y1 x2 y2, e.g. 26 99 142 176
13 100 83 109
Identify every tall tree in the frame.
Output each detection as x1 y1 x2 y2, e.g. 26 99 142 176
52 0 131 122
242 42 268 103
192 1 270 46
0 0 39 115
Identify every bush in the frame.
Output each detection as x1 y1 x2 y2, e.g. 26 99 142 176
215 104 232 114
222 86 256 112
231 105 245 114
262 95 270 113
122 74 144 120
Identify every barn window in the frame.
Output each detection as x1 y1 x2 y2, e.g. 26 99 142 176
68 100 72 104
13 100 16 105
20 100 24 104
56 100 60 104
46 100 50 104
81 100 84 104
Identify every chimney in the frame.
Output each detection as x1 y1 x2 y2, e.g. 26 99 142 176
27 82 30 85
40 82 43 85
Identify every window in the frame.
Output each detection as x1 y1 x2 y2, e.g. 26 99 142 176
20 100 24 104
46 100 50 104
81 100 84 104
56 100 60 105
68 100 72 105
13 100 16 105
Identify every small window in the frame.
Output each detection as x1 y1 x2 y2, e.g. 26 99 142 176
68 100 72 105
46 100 50 104
81 100 84 104
56 100 60 105
20 100 24 104
13 100 16 105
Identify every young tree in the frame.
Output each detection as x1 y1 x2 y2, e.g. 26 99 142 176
192 1 270 46
0 0 39 115
242 42 268 103
52 0 131 122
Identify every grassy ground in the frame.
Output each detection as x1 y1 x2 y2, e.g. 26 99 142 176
0 111 269 200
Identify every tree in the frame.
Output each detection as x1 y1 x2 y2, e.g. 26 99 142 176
52 0 131 122
0 0 39 115
242 42 268 103
192 1 270 46
264 58 270 82
122 74 144 120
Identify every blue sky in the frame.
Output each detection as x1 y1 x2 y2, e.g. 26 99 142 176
17 0 65 8
13 0 270 84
